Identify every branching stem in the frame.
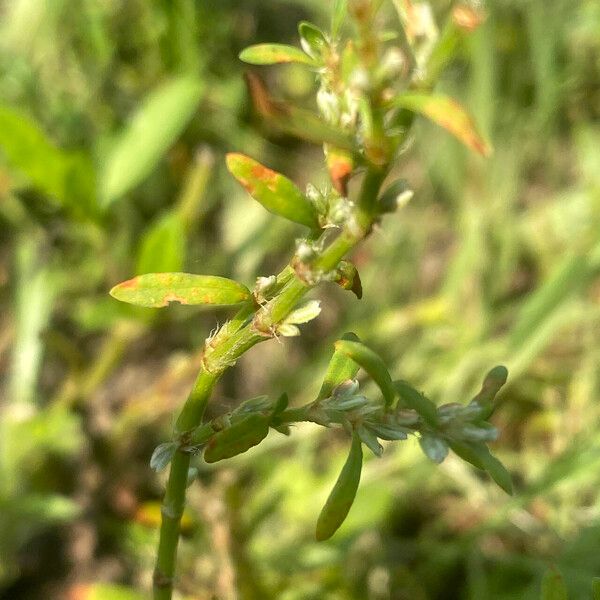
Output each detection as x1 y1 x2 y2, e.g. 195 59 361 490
152 167 385 599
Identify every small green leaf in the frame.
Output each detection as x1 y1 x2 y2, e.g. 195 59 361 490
239 43 316 66
471 365 508 419
204 414 270 463
391 93 491 156
357 425 383 457
318 333 361 400
541 569 568 600
394 380 439 427
334 340 395 407
448 440 487 470
110 273 251 308
450 441 513 494
479 448 513 495
150 442 177 472
298 21 328 58
316 433 363 541
284 300 321 324
277 323 301 337
419 435 449 464
101 77 204 205
226 153 319 228
136 212 185 275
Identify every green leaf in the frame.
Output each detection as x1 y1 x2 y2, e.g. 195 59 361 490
450 441 513 494
541 569 568 600
110 273 251 308
318 332 361 400
101 76 204 205
391 93 491 156
284 300 322 324
357 425 383 457
204 414 270 463
332 0 348 37
335 339 395 407
239 43 316 66
419 435 449 464
244 72 354 150
509 253 590 351
298 21 328 58
471 365 508 419
394 380 439 427
150 442 177 472
136 212 185 275
0 106 97 217
226 153 319 228
316 433 363 541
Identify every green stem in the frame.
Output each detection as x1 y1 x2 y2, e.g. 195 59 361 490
153 166 386 599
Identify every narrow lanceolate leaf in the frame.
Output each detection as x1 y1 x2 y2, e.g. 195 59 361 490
101 77 204 205
244 73 354 150
316 433 363 541
450 441 513 494
204 414 270 463
392 94 491 156
335 340 395 407
394 380 439 427
541 569 568 600
226 153 319 228
110 273 251 308
318 333 361 400
239 44 316 66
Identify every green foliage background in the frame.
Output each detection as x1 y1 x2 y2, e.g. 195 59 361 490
1 0 599 598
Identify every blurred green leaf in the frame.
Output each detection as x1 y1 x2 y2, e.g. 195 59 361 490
592 577 600 600
0 106 97 216
101 76 204 205
239 43 316 66
316 433 363 541
334 339 395 407
332 0 347 37
110 273 251 308
509 253 590 351
541 569 568 600
226 153 319 228
136 212 185 275
450 441 513 494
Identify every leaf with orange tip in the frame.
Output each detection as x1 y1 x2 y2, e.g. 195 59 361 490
239 44 316 66
392 93 492 156
226 153 319 228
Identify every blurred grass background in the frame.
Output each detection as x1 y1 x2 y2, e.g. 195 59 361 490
1 0 599 598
